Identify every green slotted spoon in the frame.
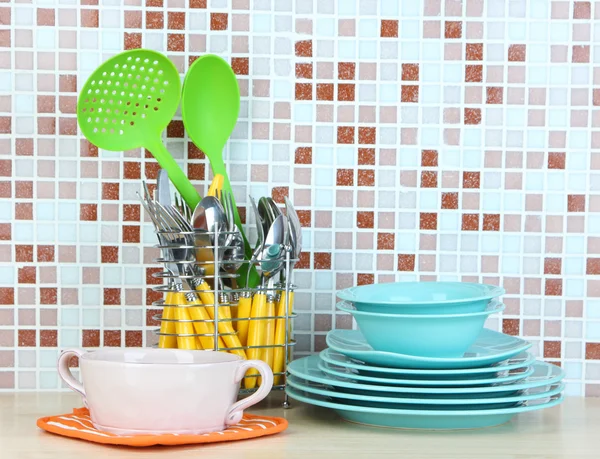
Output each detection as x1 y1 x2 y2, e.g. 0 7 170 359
182 54 259 288
77 49 201 209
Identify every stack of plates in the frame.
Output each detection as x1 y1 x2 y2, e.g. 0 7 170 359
286 282 565 430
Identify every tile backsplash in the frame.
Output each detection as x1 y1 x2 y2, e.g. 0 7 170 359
1 0 599 395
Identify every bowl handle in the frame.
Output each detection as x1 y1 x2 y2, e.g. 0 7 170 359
57 349 86 399
226 360 273 426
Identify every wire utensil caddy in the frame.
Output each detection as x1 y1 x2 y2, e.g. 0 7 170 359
149 225 297 398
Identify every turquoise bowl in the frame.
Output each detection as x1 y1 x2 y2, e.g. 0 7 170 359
337 281 504 314
336 300 505 358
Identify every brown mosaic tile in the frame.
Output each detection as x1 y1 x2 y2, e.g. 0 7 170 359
40 330 57 347
463 171 481 188
15 203 32 220
295 83 312 100
18 267 36 284
104 330 122 347
545 258 562 275
337 126 355 144
167 34 185 52
397 254 416 272
297 210 311 227
102 183 119 200
483 214 500 231
357 274 375 286
210 12 228 30
295 147 312 164
508 44 526 62
314 253 331 270
465 65 483 82
0 288 14 305
168 11 185 29
104 288 121 306
271 187 289 204
544 341 561 358
336 169 354 186
421 171 438 188
502 319 520 336
545 279 563 296
18 330 36 347
401 85 419 103
586 343 600 359
573 45 590 63
548 152 566 169
146 11 163 29
464 108 482 125
466 43 483 60
486 87 504 104
587 258 600 275
295 40 312 57
190 0 207 7
574 1 591 18
316 83 334 101
122 226 140 243
462 214 480 231
402 64 419 81
40 288 57 305
358 127 376 144
124 32 142 50
338 84 355 101
338 62 355 80
15 245 33 263
80 204 97 221
101 246 118 264
0 181 9 198
123 204 140 222
357 211 374 229
445 21 462 38
0 223 10 241
420 213 437 230
358 148 376 165
295 63 312 79
82 330 100 348
568 195 585 212
377 233 395 250
125 330 143 347
231 57 249 75
37 246 54 263
358 170 375 186
380 19 398 37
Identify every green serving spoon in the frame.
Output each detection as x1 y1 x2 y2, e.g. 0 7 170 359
181 54 259 288
77 49 201 209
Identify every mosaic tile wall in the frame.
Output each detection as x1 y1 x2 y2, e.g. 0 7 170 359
1 0 599 396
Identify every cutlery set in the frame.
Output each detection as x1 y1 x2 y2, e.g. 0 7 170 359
77 50 301 393
286 282 565 429
139 171 300 390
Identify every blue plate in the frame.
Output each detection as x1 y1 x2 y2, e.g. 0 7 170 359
337 281 505 314
327 329 531 369
319 348 536 379
317 359 535 387
288 375 564 408
337 300 505 358
287 356 564 398
285 387 564 430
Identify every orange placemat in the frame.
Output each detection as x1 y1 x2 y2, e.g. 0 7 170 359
37 407 288 447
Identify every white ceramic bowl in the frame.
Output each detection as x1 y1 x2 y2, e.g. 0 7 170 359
58 348 273 436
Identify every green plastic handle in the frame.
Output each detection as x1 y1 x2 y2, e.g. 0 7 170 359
210 155 260 289
145 136 201 210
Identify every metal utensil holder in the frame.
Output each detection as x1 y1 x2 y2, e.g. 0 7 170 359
149 226 297 403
